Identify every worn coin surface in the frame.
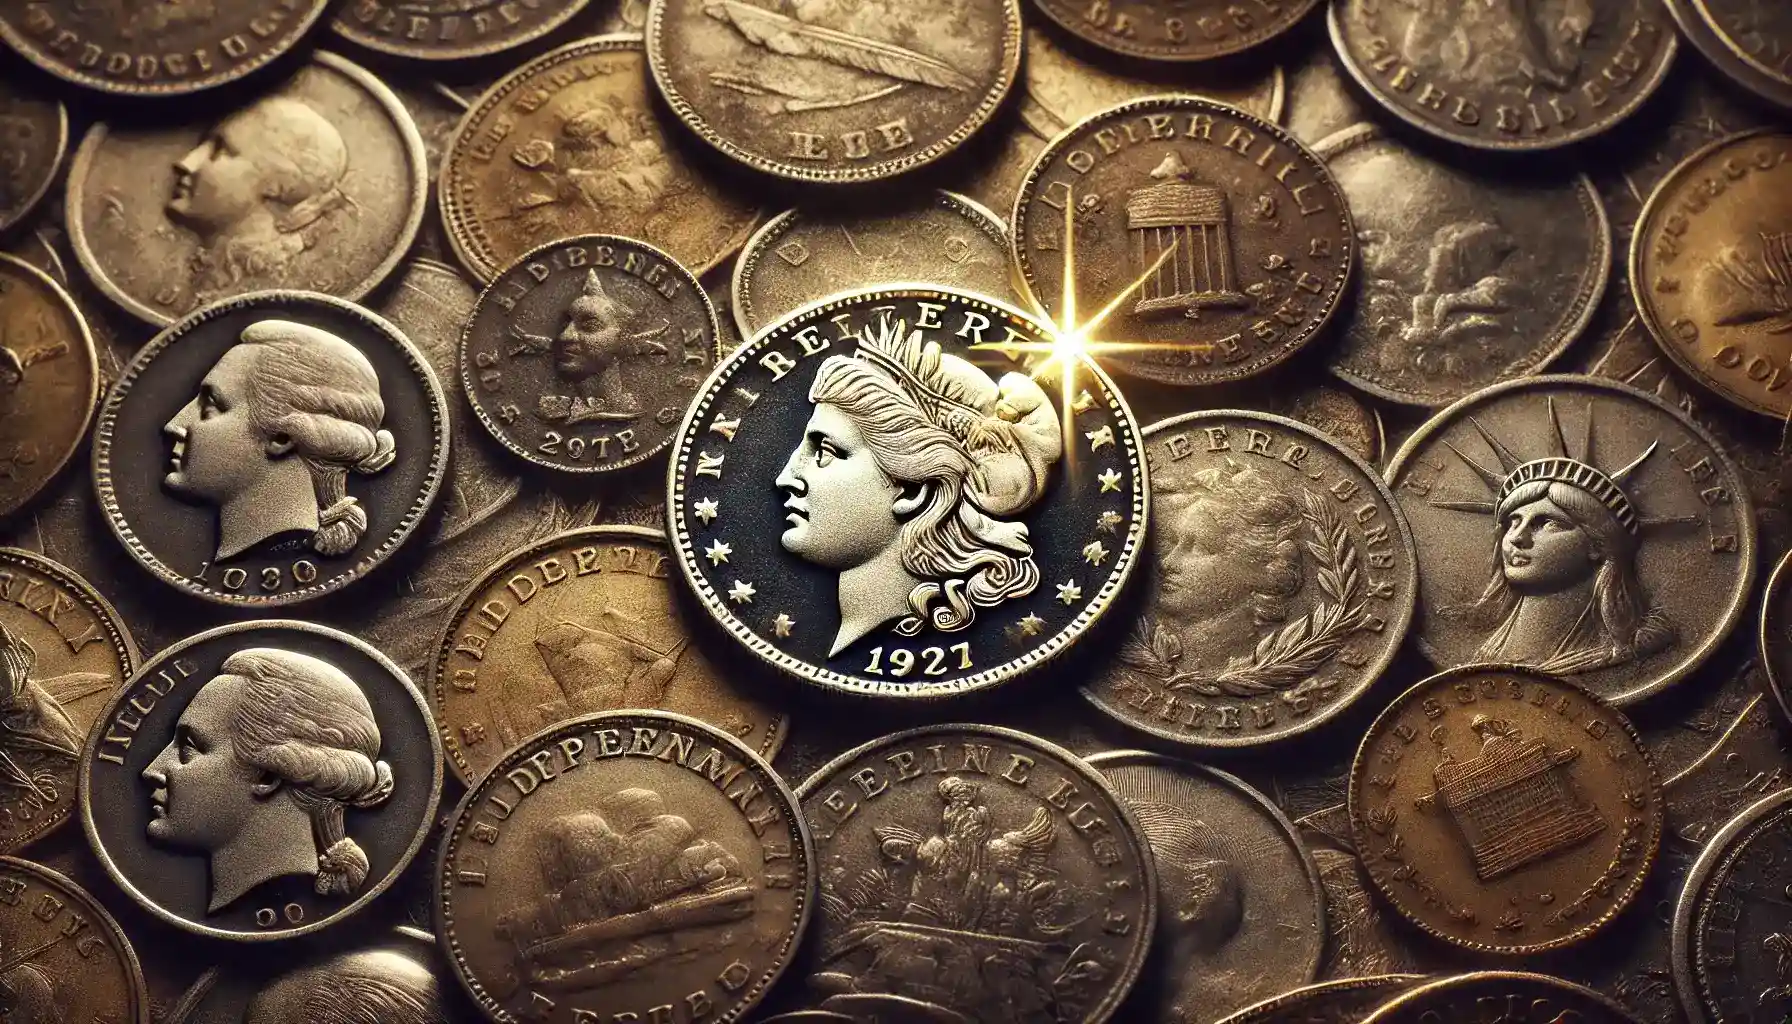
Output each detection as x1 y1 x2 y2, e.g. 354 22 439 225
1327 0 1677 151
1349 666 1663 955
440 35 761 284
1665 0 1792 110
332 0 594 61
0 85 64 235
645 0 1022 183
0 253 98 520
92 290 450 607
437 710 812 1024
1030 0 1319 62
462 235 717 475
66 51 429 328
0 548 136 855
1084 411 1416 749
793 725 1156 1023
667 287 1148 698
1316 123 1610 407
1213 976 1426 1024
79 620 444 941
1761 550 1792 733
1671 787 1792 1024
1631 130 1792 420
1088 750 1324 1024
0 856 149 1023
1277 385 1382 466
1360 972 1645 1024
1011 96 1355 388
1384 375 1755 707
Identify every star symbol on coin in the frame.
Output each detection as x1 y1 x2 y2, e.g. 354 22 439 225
1056 580 1082 605
705 540 733 565
773 613 795 638
1082 541 1109 566
729 580 755 605
1097 469 1122 493
1096 510 1123 534
1085 426 1115 451
1071 390 1097 414
694 498 720 525
1018 613 1045 636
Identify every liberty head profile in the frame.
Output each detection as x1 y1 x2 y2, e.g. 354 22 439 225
1153 461 1305 655
242 946 447 1024
774 316 1063 655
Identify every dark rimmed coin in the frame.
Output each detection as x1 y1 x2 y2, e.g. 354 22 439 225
436 709 813 1024
0 252 98 520
1030 0 1320 62
1213 976 1426 1024
0 856 149 1023
0 84 64 234
79 619 443 942
92 290 450 607
1361 972 1645 1024
1665 0 1792 110
332 0 595 62
1672 787 1792 1023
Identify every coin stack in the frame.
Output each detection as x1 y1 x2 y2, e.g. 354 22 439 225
0 0 1788 1022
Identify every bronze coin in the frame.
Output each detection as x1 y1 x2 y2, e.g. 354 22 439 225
1348 666 1663 955
1761 549 1792 732
793 724 1156 1023
65 50 430 328
1030 0 1320 62
1384 375 1756 707
1631 130 1792 420
439 35 761 284
1665 0 1792 110
461 235 718 475
1083 410 1416 750
1010 96 1355 388
1360 972 1645 1024
0 0 331 98
332 0 594 62
436 709 813 1024
1213 976 1425 1024
0 83 65 234
1315 123 1611 407
1277 384 1383 466
1327 0 1677 151
0 856 149 1023
1671 787 1792 1023
644 0 1022 184
0 252 97 520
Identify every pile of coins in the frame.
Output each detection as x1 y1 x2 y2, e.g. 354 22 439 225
0 0 1788 1022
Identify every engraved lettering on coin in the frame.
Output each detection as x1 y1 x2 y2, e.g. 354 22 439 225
332 0 595 61
1360 972 1645 1024
0 86 64 234
168 927 467 1023
1672 787 1792 1023
0 857 148 1024
1029 0 1320 62
0 254 98 520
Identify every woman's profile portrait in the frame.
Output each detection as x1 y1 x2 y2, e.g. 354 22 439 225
242 946 447 1024
162 319 398 563
1153 462 1305 655
141 647 396 914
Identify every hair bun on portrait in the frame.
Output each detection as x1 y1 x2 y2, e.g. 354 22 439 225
352 760 395 810
354 429 397 475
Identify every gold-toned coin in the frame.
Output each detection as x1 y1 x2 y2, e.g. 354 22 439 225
332 0 594 61
1030 0 1319 62
1348 666 1662 955
1361 972 1644 1024
0 83 65 235
1214 976 1425 1024
645 0 1022 183
0 856 149 1023
1665 0 1792 110
0 253 97 520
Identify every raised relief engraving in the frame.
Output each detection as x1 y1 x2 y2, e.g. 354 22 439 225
0 954 64 1024
509 99 673 231
1127 151 1248 319
0 624 95 833
1361 219 1525 375
1398 0 1596 93
242 945 448 1024
1130 803 1244 1014
507 270 670 427
1707 230 1792 334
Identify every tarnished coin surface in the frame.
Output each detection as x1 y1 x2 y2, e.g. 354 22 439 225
792 725 1155 1023
0 253 98 520
92 291 450 607
1761 550 1792 732
667 287 1148 698
66 51 429 328
332 0 594 61
1213 976 1425 1024
1384 375 1755 707
0 856 148 1023
79 620 444 941
1672 787 1792 1024
0 548 135 855
436 710 813 1024
1665 0 1792 110
1348 666 1663 955
1011 96 1355 387
1361 972 1645 1024
1631 130 1792 420
0 85 64 234
1277 385 1383 466
733 191 1019 340
1088 751 1324 1024
1327 0 1676 151
1316 123 1610 407
461 235 717 475
1084 411 1416 749
1030 0 1319 62
440 35 761 284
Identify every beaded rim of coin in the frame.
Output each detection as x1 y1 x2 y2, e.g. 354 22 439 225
1029 0 1323 62
162 924 439 1022
0 96 67 235
1671 0 1792 110
90 289 451 607
331 0 596 62
0 855 150 1017
1670 785 1792 1024
63 50 430 328
0 251 98 519
1209 975 1428 1024
1360 971 1646 1024
1759 549 1792 732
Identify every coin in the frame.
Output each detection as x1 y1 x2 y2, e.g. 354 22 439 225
65 51 429 327
1630 130 1792 420
644 0 1022 183
666 287 1148 698
92 290 450 607
461 235 718 475
332 0 594 61
1762 551 1792 732
1029 0 1319 62
0 547 135 854
1278 385 1383 466
1671 787 1792 1023
79 619 443 942
733 191 1019 340
1087 751 1325 1024
1664 0 1792 110
1327 0 1676 151
1384 375 1755 706
1360 972 1645 1024
1083 410 1416 749
1348 666 1663 955
436 709 813 1024
1010 96 1356 388
0 84 64 234
1285 55 1370 147
0 252 97 520
1316 123 1611 407
792 724 1155 1023
1213 976 1425 1024
0 856 149 1022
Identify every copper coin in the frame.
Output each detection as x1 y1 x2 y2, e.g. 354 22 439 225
332 0 594 62
1360 972 1645 1024
1384 375 1756 707
1671 787 1792 1023
431 525 787 786
1278 384 1382 466
1083 410 1416 750
1665 0 1792 110
440 35 761 284
1761 549 1792 732
0 856 148 1023
1327 0 1677 151
65 50 429 328
1316 123 1611 407
461 235 718 475
1011 96 1355 387
0 252 97 520
1213 976 1425 1024
0 0 332 98
0 83 65 234
1348 666 1663 955
1631 130 1792 420
793 724 1156 1023
1030 0 1320 62
436 709 813 1024
645 0 1022 184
